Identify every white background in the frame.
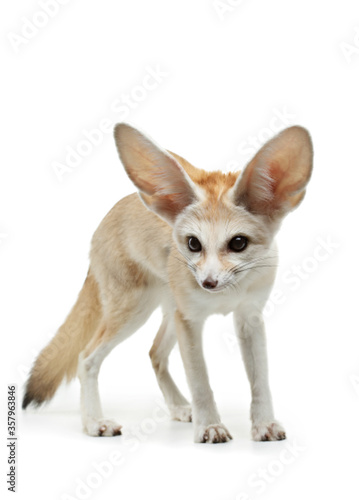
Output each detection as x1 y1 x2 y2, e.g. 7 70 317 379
1 1 359 499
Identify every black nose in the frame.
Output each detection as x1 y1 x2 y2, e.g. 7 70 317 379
202 279 218 289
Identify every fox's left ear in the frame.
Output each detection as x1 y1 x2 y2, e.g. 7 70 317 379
231 126 313 217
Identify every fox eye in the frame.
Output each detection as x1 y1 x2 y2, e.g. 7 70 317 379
229 235 248 252
188 236 202 252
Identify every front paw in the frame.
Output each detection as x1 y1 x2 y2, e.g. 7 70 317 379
83 418 122 437
169 405 192 422
252 421 286 441
195 424 233 444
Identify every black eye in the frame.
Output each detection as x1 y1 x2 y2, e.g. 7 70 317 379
188 236 202 252
229 235 248 252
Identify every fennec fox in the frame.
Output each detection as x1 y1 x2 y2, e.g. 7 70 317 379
23 123 313 443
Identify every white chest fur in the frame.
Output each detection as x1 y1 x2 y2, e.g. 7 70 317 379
183 287 242 321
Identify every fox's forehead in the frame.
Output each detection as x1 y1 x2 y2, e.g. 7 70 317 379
168 150 240 202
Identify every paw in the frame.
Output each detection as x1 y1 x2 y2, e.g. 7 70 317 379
195 424 233 444
84 418 122 437
252 421 286 441
169 405 192 422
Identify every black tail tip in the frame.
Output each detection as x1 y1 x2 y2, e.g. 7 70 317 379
22 393 31 410
22 392 34 410
22 392 44 410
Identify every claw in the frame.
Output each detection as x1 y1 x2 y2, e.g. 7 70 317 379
197 424 232 444
253 422 286 442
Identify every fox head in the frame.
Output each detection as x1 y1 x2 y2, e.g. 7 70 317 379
114 123 313 293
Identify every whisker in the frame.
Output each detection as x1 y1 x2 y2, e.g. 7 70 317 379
229 255 278 275
233 264 278 275
173 254 197 273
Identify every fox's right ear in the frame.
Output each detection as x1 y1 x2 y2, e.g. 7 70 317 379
114 123 199 224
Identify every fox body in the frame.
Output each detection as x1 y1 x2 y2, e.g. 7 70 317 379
23 124 313 443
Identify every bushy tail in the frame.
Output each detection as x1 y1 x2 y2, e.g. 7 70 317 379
22 272 102 409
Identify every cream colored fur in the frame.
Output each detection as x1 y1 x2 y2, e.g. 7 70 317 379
23 123 313 443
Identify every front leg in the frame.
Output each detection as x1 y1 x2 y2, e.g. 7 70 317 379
234 307 286 441
175 311 232 443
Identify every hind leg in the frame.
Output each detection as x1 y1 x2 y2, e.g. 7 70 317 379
78 327 122 436
78 286 159 437
149 311 191 422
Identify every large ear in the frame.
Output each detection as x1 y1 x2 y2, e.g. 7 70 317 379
114 124 199 224
231 126 313 217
